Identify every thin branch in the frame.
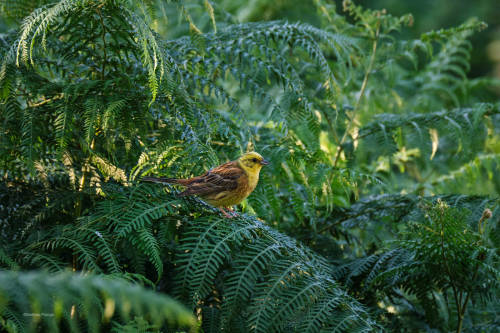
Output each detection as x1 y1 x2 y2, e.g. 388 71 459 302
334 18 381 167
322 110 340 144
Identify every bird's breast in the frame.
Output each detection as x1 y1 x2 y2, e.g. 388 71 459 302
246 172 259 194
227 172 258 203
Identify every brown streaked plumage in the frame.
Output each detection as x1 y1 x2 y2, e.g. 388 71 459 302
142 152 269 218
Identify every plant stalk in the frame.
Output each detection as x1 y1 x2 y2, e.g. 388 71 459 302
334 18 380 167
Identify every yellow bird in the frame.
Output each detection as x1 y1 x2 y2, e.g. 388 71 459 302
142 152 269 218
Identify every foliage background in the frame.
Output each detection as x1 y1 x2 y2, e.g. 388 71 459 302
216 0 500 79
0 0 499 332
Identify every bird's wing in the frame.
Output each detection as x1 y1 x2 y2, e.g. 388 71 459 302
179 161 243 197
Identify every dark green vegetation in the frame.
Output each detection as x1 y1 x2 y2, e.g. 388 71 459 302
1 0 499 332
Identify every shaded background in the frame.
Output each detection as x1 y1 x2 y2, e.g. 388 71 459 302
217 0 500 79
1 0 499 79
361 0 500 79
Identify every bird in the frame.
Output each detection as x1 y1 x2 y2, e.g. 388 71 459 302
142 152 269 218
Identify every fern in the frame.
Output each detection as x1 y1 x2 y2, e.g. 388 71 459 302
0 0 498 331
0 270 196 333
174 205 377 331
71 183 378 331
332 200 499 332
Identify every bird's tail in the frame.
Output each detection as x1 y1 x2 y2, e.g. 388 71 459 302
142 176 180 184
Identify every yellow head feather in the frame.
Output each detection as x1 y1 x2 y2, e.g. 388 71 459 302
237 152 269 181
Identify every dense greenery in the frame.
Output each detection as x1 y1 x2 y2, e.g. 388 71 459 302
0 0 499 332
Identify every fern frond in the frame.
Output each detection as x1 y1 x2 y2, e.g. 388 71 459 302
433 153 500 194
175 213 377 331
0 270 197 332
128 226 163 281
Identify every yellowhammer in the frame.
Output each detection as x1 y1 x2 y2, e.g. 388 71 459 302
142 152 269 218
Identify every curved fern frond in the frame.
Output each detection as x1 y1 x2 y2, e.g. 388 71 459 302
0 270 197 333
175 212 377 331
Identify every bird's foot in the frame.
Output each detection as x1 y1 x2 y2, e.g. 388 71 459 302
226 206 239 217
218 207 234 219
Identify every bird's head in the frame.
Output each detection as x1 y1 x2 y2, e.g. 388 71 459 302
237 152 269 175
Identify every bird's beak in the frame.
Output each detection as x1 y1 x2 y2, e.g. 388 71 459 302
260 159 269 165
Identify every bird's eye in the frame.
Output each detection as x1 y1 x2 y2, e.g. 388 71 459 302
252 158 257 162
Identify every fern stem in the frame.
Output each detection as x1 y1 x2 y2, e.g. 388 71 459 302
436 203 463 331
323 110 340 145
75 137 95 222
97 7 107 80
457 210 491 332
334 17 381 167
457 259 480 333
